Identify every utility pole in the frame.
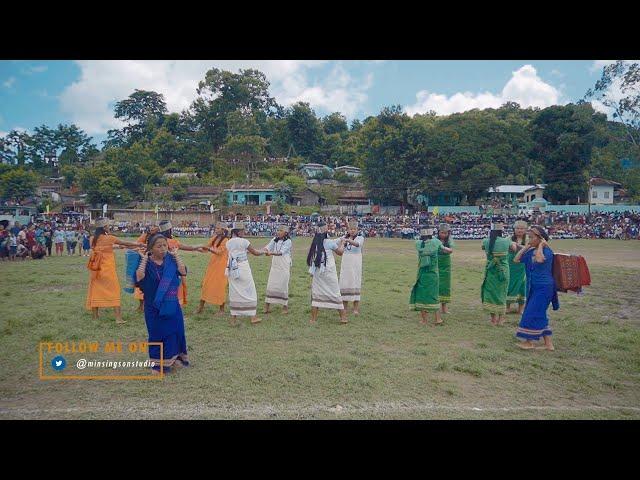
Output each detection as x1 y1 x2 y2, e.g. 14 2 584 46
587 177 592 220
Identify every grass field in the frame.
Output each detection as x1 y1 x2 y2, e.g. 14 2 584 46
1 237 639 419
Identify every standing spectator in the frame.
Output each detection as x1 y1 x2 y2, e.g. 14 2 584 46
65 228 78 256
53 228 65 256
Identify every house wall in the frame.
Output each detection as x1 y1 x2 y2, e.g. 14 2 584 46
225 191 277 205
590 185 614 204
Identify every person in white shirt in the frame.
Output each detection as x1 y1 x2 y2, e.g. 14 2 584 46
306 223 347 324
339 220 365 315
225 222 265 325
262 224 293 315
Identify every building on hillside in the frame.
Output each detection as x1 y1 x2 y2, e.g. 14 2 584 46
337 190 371 207
589 178 621 205
334 165 362 177
614 188 631 204
291 188 325 207
162 172 199 180
225 184 278 206
487 184 546 203
36 182 64 197
299 163 334 178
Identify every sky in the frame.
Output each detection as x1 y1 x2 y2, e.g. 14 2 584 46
0 60 620 146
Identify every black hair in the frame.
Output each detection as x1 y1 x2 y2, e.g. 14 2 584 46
530 225 550 241
488 230 500 255
231 229 242 238
162 228 173 239
91 227 106 248
307 232 328 268
420 234 432 248
146 233 168 253
439 229 451 247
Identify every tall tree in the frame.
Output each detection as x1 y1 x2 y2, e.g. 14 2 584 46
531 103 607 203
585 60 640 147
191 68 281 151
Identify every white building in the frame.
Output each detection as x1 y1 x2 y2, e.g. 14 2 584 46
589 178 621 205
487 184 546 203
334 165 362 177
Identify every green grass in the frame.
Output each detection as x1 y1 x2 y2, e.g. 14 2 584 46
1 238 639 419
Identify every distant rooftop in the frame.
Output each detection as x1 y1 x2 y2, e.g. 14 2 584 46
487 184 546 194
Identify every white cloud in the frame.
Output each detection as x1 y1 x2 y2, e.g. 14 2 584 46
588 60 640 118
405 64 561 116
3 77 16 88
22 65 48 75
58 60 373 135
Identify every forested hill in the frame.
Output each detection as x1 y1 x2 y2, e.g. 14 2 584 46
1 67 639 206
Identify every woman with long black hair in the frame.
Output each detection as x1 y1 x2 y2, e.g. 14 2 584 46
410 227 453 326
307 223 347 324
480 222 517 326
86 217 145 324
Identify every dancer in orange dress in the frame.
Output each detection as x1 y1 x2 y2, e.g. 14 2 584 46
134 224 160 312
85 217 146 324
157 220 200 306
194 221 229 315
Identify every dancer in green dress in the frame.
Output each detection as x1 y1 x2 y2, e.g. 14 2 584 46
410 227 453 326
480 222 518 326
507 220 528 314
437 223 454 314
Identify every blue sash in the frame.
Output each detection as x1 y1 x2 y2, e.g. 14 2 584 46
152 255 180 317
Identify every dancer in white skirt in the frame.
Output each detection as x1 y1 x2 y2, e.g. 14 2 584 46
262 224 292 315
225 222 265 325
306 222 348 324
339 220 364 315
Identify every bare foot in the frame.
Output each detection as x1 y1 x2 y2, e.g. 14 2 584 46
353 310 360 316
263 310 270 315
283 308 289 315
309 319 317 324
420 319 428 325
214 310 225 316
251 317 262 324
517 341 536 350
195 308 204 314
340 319 349 324
116 319 127 325
534 345 555 351
434 320 444 326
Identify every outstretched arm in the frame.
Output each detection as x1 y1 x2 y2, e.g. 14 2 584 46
248 245 265 256
115 238 146 249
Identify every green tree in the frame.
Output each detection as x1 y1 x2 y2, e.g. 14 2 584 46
285 102 325 161
0 168 38 201
531 103 607 203
191 68 280 151
322 112 348 135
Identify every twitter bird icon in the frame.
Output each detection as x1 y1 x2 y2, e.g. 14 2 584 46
51 356 67 371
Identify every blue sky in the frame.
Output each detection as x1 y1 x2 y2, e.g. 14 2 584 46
0 60 611 147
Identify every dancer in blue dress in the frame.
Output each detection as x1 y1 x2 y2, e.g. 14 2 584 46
512 225 559 351
135 233 189 374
